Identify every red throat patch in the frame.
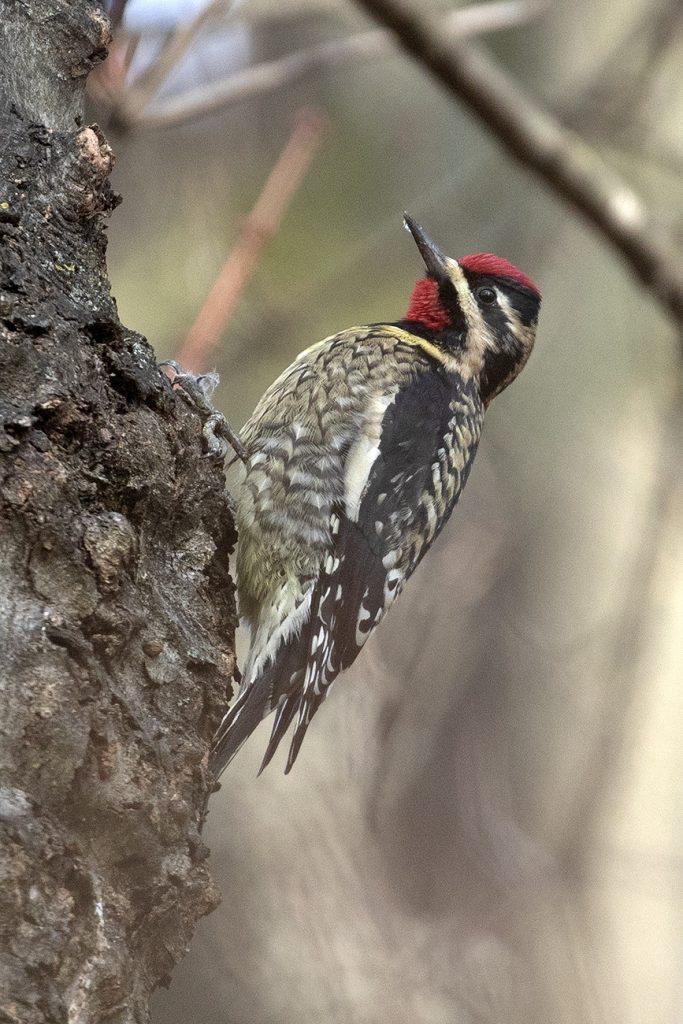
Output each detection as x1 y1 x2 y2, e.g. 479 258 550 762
405 277 451 331
459 253 541 298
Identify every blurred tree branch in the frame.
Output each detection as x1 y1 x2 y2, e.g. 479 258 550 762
352 0 683 332
107 0 129 30
112 0 231 125
572 0 683 132
559 388 683 871
91 0 231 110
94 0 546 129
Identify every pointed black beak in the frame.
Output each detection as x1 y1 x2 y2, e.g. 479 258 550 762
403 213 450 280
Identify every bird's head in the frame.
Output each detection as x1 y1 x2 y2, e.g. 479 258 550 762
402 214 541 405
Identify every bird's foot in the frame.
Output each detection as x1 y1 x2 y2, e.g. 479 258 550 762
159 360 247 463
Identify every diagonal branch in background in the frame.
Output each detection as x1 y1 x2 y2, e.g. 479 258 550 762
352 0 683 331
108 0 130 31
174 109 326 375
113 0 546 129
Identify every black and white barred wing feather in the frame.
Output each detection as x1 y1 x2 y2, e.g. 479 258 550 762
274 373 483 771
210 371 482 776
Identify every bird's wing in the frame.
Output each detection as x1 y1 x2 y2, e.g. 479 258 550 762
259 370 483 772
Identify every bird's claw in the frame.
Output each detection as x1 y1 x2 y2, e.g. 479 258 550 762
159 360 248 464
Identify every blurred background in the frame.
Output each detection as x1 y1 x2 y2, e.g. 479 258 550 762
94 1 682 1020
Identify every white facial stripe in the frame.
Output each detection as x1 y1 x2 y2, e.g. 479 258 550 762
447 258 479 324
449 259 496 376
496 290 535 349
495 289 514 321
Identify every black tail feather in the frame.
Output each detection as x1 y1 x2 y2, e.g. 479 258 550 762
284 693 324 774
284 718 310 775
257 695 300 775
209 678 271 779
210 673 327 777
212 571 333 776
210 635 311 777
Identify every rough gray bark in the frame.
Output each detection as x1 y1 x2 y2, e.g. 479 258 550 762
0 3 236 1021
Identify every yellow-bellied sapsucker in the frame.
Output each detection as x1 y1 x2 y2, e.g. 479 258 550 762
210 215 541 776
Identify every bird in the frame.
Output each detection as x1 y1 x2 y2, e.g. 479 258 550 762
210 214 541 777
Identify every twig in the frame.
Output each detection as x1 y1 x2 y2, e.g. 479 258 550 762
121 32 141 80
565 0 683 142
124 0 547 129
89 32 141 102
352 0 683 331
174 110 326 374
114 0 231 127
87 3 138 102
108 0 129 31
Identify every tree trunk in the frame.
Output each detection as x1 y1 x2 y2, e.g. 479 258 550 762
0 3 236 1021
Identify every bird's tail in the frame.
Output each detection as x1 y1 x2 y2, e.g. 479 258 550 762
209 639 311 777
210 587 325 777
209 676 272 779
211 660 325 777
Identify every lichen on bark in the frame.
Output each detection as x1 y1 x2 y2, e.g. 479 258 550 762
0 3 236 1021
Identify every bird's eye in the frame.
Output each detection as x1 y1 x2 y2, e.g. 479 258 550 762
476 286 497 305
